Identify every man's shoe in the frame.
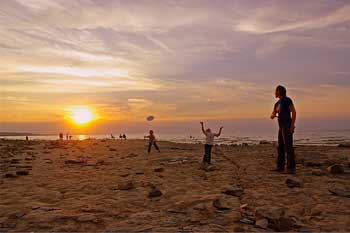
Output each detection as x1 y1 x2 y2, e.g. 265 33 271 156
271 168 284 172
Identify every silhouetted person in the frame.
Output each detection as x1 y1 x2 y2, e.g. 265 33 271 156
59 132 63 141
270 85 297 174
25 136 29 141
119 134 123 140
200 122 223 165
145 130 160 153
111 134 115 139
69 135 72 140
123 134 127 140
66 133 69 140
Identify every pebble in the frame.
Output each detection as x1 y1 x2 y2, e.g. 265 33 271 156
117 181 135 190
222 187 244 197
286 178 303 188
148 187 162 198
327 164 344 174
16 170 29 176
154 167 164 173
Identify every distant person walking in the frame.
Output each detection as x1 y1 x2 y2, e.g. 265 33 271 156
144 130 160 154
59 132 64 141
200 122 223 165
270 85 297 174
122 134 127 140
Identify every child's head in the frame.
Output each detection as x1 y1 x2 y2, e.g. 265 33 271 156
149 130 154 135
206 128 211 133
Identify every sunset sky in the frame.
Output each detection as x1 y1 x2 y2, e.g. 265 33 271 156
1 0 350 133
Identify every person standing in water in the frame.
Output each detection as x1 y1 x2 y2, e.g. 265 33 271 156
200 122 223 165
270 85 297 174
144 130 160 154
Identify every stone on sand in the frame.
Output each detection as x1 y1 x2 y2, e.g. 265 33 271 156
222 187 244 197
286 177 303 188
328 185 350 198
16 170 29 176
255 218 268 229
154 167 164 172
311 169 324 176
117 181 135 190
148 187 162 198
327 164 344 174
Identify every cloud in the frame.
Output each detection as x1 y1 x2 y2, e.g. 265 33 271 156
17 66 129 78
236 5 350 34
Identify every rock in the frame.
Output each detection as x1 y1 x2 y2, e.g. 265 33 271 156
65 159 85 164
222 187 244 197
148 187 162 198
271 216 297 232
311 169 324 176
10 159 20 164
16 170 29 176
323 159 337 167
239 217 255 225
327 164 344 174
328 185 350 198
305 161 322 167
117 181 134 190
213 197 231 210
154 167 164 173
109 148 116 151
286 178 303 188
338 143 350 148
254 206 286 220
4 173 17 178
259 140 270 145
255 218 268 229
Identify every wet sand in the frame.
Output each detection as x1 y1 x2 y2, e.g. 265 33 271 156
0 139 349 232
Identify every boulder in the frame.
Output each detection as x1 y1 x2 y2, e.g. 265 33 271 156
327 164 344 174
148 187 162 198
286 178 303 188
117 181 134 190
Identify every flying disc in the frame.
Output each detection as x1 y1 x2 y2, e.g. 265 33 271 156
146 115 154 121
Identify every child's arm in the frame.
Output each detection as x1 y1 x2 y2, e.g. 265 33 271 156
215 127 223 137
144 135 150 139
200 122 206 135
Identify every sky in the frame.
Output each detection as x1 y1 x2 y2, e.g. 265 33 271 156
1 0 350 133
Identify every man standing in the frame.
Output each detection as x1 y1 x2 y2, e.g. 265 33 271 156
270 85 297 174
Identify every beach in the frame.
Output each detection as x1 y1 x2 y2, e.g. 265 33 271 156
0 139 349 232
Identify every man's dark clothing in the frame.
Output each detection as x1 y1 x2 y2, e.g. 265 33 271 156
274 96 296 171
148 141 160 153
274 97 293 124
203 144 212 164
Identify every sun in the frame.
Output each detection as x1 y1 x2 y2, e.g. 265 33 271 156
67 106 96 125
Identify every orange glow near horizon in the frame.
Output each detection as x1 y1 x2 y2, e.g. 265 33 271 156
66 106 97 126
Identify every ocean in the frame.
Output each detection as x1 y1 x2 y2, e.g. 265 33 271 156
1 129 349 146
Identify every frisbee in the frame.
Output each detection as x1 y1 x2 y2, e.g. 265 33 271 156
146 115 154 121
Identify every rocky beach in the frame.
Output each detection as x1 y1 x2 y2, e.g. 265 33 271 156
0 139 349 232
